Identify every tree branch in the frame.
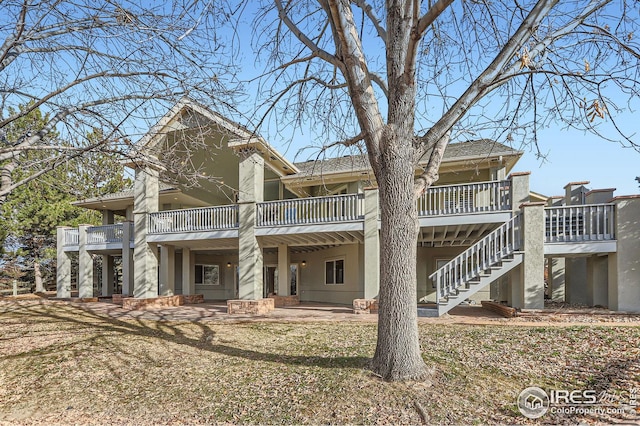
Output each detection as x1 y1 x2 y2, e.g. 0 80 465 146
274 0 343 69
351 0 387 43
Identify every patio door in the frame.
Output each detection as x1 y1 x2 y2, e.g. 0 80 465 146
263 265 278 298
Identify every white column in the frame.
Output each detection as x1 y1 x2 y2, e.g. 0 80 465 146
159 245 176 296
548 257 565 302
78 225 94 298
182 247 195 296
277 243 290 296
56 227 72 298
101 255 115 296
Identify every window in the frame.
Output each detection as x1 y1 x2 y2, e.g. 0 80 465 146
195 264 220 286
325 259 344 285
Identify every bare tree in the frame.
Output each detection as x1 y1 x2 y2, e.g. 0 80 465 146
0 0 240 204
250 0 640 380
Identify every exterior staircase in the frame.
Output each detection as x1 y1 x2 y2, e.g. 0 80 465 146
419 215 522 317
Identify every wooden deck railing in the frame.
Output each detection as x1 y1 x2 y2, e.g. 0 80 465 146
417 180 510 216
257 193 364 226
148 205 239 234
544 204 615 242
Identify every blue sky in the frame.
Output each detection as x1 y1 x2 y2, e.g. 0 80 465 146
514 129 638 197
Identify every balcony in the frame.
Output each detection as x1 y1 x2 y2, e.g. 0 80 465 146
544 204 616 255
257 193 364 227
417 180 511 217
87 224 133 244
148 205 239 234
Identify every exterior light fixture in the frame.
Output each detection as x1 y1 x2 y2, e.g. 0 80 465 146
301 260 306 267
227 262 232 268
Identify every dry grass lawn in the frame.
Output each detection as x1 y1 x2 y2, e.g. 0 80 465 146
0 299 639 425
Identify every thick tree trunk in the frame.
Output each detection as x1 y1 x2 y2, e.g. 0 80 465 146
371 133 430 381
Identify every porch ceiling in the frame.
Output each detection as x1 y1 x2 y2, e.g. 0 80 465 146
154 237 239 251
417 222 498 247
258 230 364 248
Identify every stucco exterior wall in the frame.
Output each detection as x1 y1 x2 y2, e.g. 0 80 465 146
293 244 363 305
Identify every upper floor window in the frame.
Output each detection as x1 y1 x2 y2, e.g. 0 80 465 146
325 259 344 285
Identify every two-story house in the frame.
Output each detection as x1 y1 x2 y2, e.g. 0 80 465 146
56 99 640 315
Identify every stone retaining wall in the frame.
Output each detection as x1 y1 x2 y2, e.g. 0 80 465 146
122 295 184 310
353 298 379 314
227 298 275 315
113 294 204 306
267 294 300 307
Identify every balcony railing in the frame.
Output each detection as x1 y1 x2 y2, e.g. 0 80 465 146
87 224 126 244
544 204 615 243
64 228 79 246
417 180 510 216
148 205 239 234
257 193 364 226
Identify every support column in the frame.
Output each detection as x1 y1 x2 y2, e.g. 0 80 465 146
182 247 195 296
363 188 380 299
277 243 291 296
121 221 134 296
78 225 94 298
608 196 640 312
159 245 176 296
238 151 264 300
587 255 608 307
133 166 160 299
512 203 545 309
101 255 115 296
548 257 565 302
56 227 72 298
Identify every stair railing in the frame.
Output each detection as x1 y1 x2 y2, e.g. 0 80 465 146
429 214 522 301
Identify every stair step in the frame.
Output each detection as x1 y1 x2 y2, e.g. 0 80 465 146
417 307 439 317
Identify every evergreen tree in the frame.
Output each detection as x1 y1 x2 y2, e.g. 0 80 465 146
0 107 130 290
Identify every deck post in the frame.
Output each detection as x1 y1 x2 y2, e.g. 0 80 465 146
548 258 565 301
133 165 160 299
238 150 264 300
277 243 291 296
159 245 176 296
586 255 608 307
121 221 134 296
101 255 115 297
78 224 94 298
608 195 640 312
363 188 380 299
56 227 72 298
182 247 195 296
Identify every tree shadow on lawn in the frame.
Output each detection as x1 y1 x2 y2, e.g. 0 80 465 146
0 300 371 371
